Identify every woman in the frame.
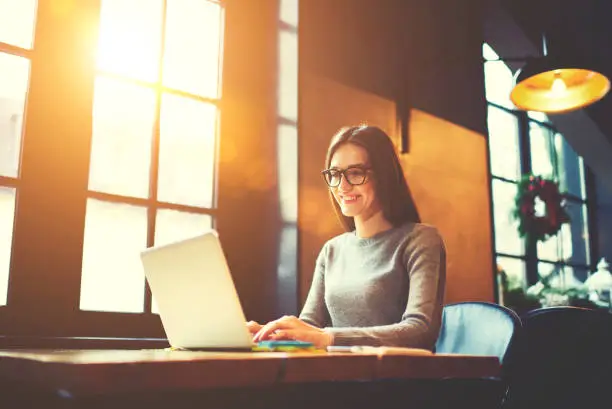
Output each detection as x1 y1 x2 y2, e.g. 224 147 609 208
250 125 446 350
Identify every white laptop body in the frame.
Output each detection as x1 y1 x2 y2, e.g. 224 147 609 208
140 230 255 350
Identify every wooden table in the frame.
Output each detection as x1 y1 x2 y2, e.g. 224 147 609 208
0 349 502 409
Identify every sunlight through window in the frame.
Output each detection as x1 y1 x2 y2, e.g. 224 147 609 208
82 0 224 313
276 0 299 314
96 0 163 82
89 77 156 198
158 95 217 207
0 187 16 306
163 0 222 97
0 53 29 178
483 43 514 109
0 53 28 305
0 0 37 306
529 123 555 179
80 199 147 313
486 105 520 181
0 0 37 49
491 179 525 256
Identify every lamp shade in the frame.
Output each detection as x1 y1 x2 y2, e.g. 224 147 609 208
510 57 610 114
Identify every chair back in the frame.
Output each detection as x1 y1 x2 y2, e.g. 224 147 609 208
435 301 521 364
505 306 612 409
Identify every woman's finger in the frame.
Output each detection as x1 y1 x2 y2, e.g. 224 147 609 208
269 329 299 340
246 321 262 334
253 316 310 342
253 322 277 342
254 319 296 342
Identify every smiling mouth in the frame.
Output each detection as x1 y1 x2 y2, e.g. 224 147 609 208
341 195 359 204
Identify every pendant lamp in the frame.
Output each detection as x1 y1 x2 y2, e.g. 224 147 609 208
510 35 610 114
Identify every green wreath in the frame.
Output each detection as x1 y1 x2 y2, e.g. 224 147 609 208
512 174 570 242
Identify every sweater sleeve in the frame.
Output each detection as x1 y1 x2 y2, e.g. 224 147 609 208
325 226 446 350
299 243 332 328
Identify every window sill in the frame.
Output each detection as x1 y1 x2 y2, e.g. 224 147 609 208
0 336 169 350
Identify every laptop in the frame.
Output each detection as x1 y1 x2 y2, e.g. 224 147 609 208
140 230 255 351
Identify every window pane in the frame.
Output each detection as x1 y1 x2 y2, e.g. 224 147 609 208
497 256 526 290
538 262 585 290
278 30 298 120
0 0 37 49
529 122 555 179
482 43 498 61
555 133 586 199
154 209 213 247
89 76 155 198
563 201 590 266
487 106 521 180
0 187 16 306
158 95 216 207
97 0 163 82
163 0 222 98
280 0 298 26
483 44 514 108
537 232 560 262
537 201 589 266
278 124 297 223
492 179 524 256
528 110 548 123
80 199 147 313
0 52 29 178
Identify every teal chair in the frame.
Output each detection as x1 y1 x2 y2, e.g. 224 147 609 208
434 302 522 409
435 301 522 363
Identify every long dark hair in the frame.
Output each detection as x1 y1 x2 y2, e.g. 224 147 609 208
324 125 420 231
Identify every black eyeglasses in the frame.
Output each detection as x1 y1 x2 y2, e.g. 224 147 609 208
321 166 371 187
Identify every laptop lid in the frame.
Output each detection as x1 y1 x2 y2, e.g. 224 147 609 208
140 230 254 350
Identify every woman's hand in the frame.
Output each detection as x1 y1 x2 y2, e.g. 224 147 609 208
252 315 334 349
246 320 263 335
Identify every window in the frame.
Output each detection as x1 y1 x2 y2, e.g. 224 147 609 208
82 0 223 313
0 0 226 338
276 0 299 314
484 43 593 291
0 0 37 306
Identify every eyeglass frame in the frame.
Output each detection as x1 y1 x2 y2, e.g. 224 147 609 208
321 165 372 187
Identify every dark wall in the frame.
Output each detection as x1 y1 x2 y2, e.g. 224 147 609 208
298 0 495 304
216 0 283 323
300 0 487 135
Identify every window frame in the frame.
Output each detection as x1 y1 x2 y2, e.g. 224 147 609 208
0 4 35 308
85 0 224 315
0 0 227 339
0 0 293 342
274 0 300 316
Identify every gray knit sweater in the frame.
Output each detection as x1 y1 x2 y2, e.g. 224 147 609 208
300 222 446 350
